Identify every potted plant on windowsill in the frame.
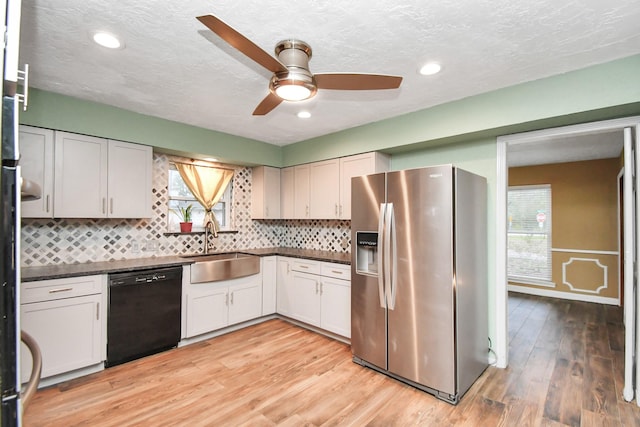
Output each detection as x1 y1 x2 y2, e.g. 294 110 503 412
171 204 194 233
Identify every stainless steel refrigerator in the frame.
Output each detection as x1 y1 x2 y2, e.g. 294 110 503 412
351 165 488 404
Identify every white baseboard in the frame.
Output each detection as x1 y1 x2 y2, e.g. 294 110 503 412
179 314 278 346
32 362 105 389
508 284 620 306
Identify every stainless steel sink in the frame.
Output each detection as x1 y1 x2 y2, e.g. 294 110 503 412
182 252 260 283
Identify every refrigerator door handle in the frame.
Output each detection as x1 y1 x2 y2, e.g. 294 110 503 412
377 203 386 308
384 203 395 310
386 203 397 310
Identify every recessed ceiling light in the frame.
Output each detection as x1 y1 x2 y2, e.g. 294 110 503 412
297 111 311 119
419 62 441 76
92 31 122 49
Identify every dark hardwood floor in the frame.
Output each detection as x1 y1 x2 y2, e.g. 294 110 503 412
23 293 640 426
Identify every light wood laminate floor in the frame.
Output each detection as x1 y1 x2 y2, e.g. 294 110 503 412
24 293 640 426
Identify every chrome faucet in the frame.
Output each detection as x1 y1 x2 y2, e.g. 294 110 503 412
204 221 215 254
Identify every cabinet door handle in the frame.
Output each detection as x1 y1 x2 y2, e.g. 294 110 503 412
48 287 73 294
315 282 319 294
102 198 106 214
339 205 343 216
45 195 50 213
306 205 309 216
110 198 114 214
230 291 234 305
225 293 229 306
335 203 338 216
332 270 343 275
320 282 323 295
299 265 309 269
96 302 100 320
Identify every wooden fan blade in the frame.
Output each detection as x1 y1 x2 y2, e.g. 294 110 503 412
253 93 283 115
315 73 402 90
197 14 288 74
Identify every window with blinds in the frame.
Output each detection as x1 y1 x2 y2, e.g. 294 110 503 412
507 184 552 283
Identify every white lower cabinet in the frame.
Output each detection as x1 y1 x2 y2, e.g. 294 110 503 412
185 273 263 338
261 256 277 315
20 275 105 382
228 281 263 325
276 257 293 316
277 257 351 338
320 276 351 337
289 271 322 326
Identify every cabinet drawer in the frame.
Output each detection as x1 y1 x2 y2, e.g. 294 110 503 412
290 259 320 275
320 263 350 280
22 275 103 303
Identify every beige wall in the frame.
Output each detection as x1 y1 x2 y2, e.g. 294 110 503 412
509 158 620 301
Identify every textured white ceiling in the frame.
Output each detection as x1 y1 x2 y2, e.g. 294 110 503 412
508 130 624 167
18 0 640 146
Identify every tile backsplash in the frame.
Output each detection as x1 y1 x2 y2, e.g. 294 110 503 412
20 153 351 267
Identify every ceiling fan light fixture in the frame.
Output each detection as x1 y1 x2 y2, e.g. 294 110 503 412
275 84 312 101
270 74 317 101
196 16 403 115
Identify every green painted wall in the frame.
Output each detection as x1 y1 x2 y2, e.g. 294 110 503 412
20 89 282 167
282 54 640 166
391 138 498 348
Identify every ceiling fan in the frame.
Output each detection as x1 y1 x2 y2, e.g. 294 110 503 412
196 14 403 116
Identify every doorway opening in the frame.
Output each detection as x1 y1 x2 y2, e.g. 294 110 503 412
495 116 640 371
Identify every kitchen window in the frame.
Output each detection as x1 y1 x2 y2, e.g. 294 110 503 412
507 185 552 285
167 164 232 233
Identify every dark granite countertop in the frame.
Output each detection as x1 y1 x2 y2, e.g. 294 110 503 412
21 256 193 282
21 248 350 282
240 247 350 265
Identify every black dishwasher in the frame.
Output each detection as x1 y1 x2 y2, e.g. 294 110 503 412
107 267 182 367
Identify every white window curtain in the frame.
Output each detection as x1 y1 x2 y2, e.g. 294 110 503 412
507 184 552 283
174 163 233 237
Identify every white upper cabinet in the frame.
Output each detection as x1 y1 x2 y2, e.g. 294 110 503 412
54 132 108 218
310 159 340 219
53 131 152 218
280 167 295 219
339 152 389 219
20 125 54 218
278 152 389 220
294 164 310 219
107 140 153 218
251 166 281 219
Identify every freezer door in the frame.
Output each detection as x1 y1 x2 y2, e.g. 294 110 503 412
351 172 387 370
386 166 456 395
1 166 19 419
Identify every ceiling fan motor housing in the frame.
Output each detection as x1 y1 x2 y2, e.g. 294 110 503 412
269 39 317 100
